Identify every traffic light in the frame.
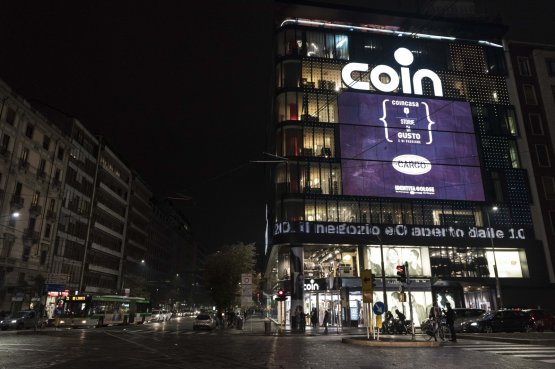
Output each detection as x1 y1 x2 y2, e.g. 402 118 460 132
396 265 407 283
275 289 286 301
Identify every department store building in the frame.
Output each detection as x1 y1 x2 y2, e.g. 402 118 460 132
264 5 551 328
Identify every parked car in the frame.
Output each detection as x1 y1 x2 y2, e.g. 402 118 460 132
0 310 48 330
461 309 533 333
149 309 171 322
523 309 555 332
451 308 486 332
193 314 217 330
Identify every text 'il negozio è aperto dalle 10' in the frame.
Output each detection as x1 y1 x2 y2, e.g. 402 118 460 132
273 222 527 240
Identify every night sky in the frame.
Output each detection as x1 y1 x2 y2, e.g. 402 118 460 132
0 1 275 255
0 1 553 258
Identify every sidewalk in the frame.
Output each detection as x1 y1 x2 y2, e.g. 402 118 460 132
231 318 555 345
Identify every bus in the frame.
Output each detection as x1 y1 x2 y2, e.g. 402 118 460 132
54 294 152 328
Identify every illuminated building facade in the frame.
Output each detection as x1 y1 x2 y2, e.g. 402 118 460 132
265 3 552 328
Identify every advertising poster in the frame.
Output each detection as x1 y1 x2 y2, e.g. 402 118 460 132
339 92 484 201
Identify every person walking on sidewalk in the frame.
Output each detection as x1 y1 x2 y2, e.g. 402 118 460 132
310 308 318 330
445 302 457 342
323 309 330 334
429 302 442 341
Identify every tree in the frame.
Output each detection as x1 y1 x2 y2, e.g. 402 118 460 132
204 242 255 310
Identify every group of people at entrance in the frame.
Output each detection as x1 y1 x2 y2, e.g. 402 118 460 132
293 306 331 333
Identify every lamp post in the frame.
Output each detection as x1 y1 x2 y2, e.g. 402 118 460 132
485 206 503 309
376 235 388 312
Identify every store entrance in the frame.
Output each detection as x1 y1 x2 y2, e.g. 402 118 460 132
304 290 341 328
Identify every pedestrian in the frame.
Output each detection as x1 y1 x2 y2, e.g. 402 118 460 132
310 308 318 330
429 302 442 341
445 302 457 342
323 309 330 334
299 307 306 332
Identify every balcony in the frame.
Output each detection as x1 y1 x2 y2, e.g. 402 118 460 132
18 159 29 171
22 228 40 244
46 210 57 220
36 170 47 182
0 147 11 160
51 178 61 189
10 196 24 210
29 204 42 216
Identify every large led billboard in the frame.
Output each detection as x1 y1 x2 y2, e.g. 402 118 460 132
339 92 484 201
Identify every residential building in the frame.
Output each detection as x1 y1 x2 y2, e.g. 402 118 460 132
0 80 68 312
506 42 555 284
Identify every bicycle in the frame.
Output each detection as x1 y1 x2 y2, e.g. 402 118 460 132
422 317 451 341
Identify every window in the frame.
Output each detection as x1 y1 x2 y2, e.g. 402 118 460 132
5 107 16 125
57 146 64 160
44 224 52 239
542 176 555 200
529 113 544 135
1 134 10 150
509 141 520 168
48 198 56 212
38 159 46 176
25 123 34 139
43 135 51 150
19 147 29 162
547 59 555 76
516 56 531 76
522 84 538 105
0 238 13 258
40 250 48 265
549 211 555 234
535 144 551 167
31 191 40 206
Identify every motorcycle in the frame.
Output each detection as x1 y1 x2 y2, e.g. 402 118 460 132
382 311 412 334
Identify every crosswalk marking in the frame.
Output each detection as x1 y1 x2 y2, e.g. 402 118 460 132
448 342 555 364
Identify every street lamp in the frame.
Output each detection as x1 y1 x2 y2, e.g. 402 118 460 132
485 206 503 309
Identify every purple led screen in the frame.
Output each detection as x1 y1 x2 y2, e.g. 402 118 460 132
339 92 484 201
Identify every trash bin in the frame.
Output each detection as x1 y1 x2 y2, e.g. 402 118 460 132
264 320 272 335
236 317 243 330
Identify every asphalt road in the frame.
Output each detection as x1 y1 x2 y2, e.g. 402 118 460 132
1 317 555 369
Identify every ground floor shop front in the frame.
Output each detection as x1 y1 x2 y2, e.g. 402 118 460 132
267 238 532 328
271 278 498 329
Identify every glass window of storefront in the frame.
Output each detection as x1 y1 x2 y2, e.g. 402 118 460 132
367 245 431 277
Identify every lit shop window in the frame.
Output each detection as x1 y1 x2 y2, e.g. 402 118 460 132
486 250 525 278
367 245 432 278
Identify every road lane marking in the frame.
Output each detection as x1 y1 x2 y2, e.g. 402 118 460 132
103 331 170 358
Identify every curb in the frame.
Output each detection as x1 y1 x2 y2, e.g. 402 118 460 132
342 337 441 347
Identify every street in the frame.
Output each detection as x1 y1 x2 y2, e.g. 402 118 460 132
1 316 555 369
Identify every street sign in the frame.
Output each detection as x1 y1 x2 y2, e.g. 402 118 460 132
361 269 373 292
241 273 252 285
372 301 385 315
